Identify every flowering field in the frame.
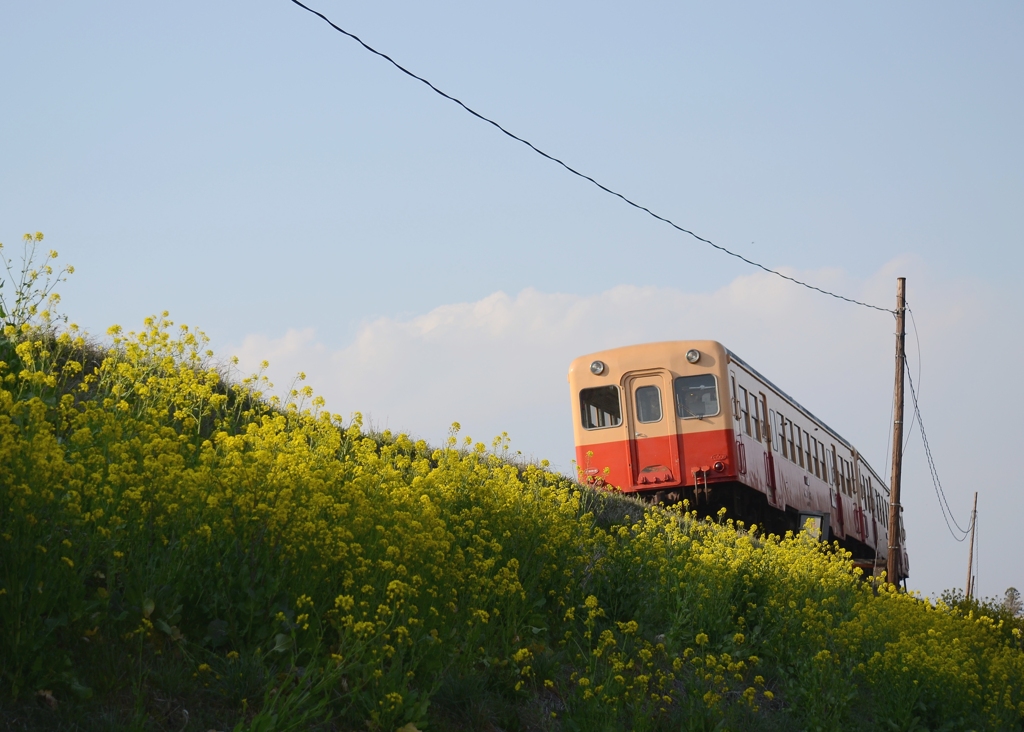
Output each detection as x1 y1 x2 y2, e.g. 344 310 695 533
1 268 1022 729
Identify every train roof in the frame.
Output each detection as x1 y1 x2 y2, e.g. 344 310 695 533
726 347 889 492
725 348 851 450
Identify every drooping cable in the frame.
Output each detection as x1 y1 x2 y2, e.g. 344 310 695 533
882 339 896 491
901 308 923 454
882 312 901 477
287 0 895 314
905 360 971 541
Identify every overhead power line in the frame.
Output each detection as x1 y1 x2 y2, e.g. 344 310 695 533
288 0 894 314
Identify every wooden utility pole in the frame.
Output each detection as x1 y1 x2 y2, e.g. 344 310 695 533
887 278 907 586
965 491 978 600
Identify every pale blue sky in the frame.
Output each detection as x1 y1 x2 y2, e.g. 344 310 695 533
3 1 1022 598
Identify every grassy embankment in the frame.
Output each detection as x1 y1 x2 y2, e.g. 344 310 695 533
0 256 1022 731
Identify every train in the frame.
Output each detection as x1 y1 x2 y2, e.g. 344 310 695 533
567 340 908 577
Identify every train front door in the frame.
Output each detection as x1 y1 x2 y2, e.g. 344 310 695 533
624 372 680 487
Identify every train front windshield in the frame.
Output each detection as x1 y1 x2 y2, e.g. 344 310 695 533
674 375 719 419
580 386 622 429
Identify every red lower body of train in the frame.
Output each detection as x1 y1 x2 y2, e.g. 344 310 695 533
577 426 888 575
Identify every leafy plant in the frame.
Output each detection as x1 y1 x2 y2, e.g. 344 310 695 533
0 275 1022 729
0 232 73 332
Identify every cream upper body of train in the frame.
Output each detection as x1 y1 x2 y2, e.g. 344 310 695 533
568 340 908 576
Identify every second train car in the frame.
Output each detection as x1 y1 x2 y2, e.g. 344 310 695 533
568 341 908 576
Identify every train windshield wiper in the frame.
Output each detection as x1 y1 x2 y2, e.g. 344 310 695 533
680 404 703 420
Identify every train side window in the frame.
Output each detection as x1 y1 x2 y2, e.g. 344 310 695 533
740 386 751 436
674 375 719 419
751 396 762 441
795 428 804 468
580 386 622 429
778 411 786 458
788 421 797 463
635 385 662 424
769 409 780 452
803 430 811 469
827 448 837 487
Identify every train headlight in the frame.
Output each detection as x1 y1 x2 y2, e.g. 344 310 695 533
590 360 606 375
686 349 701 364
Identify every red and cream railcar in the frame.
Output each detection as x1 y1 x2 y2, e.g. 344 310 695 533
568 341 908 574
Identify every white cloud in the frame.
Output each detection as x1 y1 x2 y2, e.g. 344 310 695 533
232 261 910 460
227 262 1022 600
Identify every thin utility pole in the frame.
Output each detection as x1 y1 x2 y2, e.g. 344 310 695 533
965 491 978 600
887 278 907 586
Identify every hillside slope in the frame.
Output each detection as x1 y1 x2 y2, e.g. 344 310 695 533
1 315 1022 732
